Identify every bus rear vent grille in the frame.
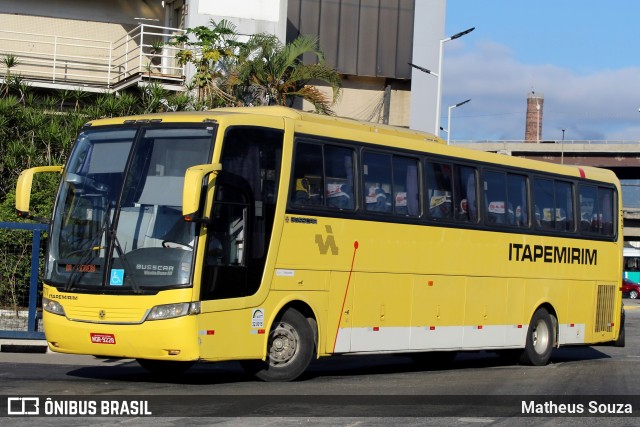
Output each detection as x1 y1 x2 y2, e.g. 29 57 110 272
595 284 616 333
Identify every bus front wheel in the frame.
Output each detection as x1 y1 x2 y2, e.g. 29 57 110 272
243 308 315 382
520 308 554 366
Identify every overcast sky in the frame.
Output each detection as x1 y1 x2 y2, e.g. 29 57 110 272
442 1 640 142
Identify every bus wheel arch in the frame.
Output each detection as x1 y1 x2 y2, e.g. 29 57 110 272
243 301 318 382
520 304 557 366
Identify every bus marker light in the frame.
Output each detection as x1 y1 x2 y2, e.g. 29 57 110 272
373 327 379 331
517 325 522 328
578 167 586 178
167 350 181 355
429 326 435 330
570 324 575 327
477 325 483 330
428 281 434 286
258 329 265 334
206 330 215 335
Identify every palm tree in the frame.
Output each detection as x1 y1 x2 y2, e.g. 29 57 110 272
2 54 20 96
234 34 342 114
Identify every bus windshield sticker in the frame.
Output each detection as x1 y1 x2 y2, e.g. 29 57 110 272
109 269 125 286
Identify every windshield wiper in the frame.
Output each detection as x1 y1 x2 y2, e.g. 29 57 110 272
62 198 140 294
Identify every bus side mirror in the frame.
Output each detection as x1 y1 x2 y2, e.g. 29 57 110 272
182 163 222 222
15 165 63 218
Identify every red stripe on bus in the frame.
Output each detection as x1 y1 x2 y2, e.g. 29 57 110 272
333 241 360 352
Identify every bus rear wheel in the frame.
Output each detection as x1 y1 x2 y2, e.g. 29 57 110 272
520 308 554 366
243 308 315 382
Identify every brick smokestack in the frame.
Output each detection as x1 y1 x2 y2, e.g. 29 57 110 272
525 92 543 142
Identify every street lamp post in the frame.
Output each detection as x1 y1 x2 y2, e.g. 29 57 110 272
435 27 475 136
561 128 565 164
446 99 471 145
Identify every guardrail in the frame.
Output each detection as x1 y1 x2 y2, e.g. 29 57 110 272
0 24 186 90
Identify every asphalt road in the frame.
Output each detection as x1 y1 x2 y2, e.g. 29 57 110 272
2 300 640 425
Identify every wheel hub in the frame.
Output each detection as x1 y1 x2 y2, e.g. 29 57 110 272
269 322 299 365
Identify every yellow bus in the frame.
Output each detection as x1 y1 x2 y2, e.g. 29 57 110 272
16 106 624 381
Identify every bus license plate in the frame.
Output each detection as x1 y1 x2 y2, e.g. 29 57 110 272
90 333 116 344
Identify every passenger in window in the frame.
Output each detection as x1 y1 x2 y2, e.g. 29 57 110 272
429 191 452 218
458 198 469 221
327 183 353 209
293 178 321 206
466 172 477 221
366 186 390 212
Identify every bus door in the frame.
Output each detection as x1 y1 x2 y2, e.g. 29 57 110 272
197 127 283 360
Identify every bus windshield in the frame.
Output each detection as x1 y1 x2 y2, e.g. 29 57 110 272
46 125 215 292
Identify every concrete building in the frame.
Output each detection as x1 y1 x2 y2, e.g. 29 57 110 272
0 0 445 130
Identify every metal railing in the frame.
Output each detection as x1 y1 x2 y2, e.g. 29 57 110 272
0 222 47 339
0 24 186 90
111 24 186 87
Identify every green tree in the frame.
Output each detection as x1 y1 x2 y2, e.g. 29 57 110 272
172 19 242 106
235 34 342 114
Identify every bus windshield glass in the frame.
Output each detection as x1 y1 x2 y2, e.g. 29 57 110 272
46 125 215 292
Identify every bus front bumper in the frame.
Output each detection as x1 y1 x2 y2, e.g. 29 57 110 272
43 311 200 361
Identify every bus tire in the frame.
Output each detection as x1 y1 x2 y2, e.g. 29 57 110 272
520 308 554 366
136 359 195 375
244 308 315 382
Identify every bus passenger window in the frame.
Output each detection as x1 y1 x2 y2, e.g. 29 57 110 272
534 178 555 230
598 187 615 236
427 162 453 219
579 184 615 235
393 156 420 217
506 173 528 227
325 146 354 210
555 181 574 232
483 171 506 225
454 165 477 222
291 143 324 207
363 152 392 213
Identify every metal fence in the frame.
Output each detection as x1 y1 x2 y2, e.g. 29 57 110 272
0 222 47 339
0 24 186 91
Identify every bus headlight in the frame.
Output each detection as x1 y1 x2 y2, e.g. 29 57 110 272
145 302 200 321
42 297 66 316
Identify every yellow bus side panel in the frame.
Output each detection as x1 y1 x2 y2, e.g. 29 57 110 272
277 215 622 353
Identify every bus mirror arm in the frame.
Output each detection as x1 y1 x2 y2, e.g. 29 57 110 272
15 165 64 221
182 163 222 223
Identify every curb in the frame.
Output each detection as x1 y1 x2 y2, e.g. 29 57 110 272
0 339 49 354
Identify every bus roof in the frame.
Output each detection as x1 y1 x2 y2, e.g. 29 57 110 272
85 106 619 185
